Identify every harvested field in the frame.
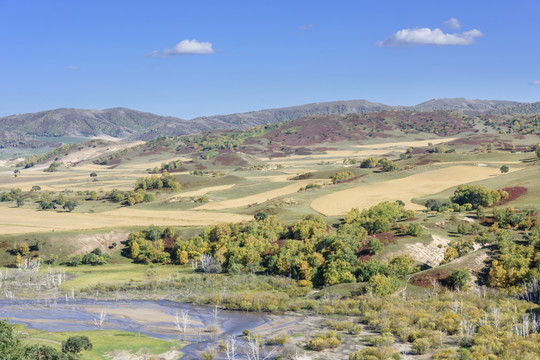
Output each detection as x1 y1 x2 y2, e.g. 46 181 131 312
311 165 523 216
165 184 236 201
354 137 458 149
195 179 327 210
0 206 251 234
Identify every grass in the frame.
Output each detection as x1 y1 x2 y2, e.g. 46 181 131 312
16 325 182 360
55 263 192 291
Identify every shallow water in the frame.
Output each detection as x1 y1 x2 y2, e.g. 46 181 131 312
0 298 292 359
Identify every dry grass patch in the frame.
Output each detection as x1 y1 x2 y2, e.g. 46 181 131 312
354 137 458 149
165 184 236 201
311 165 523 216
195 179 327 210
0 206 251 234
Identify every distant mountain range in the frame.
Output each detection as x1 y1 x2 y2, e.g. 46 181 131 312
0 98 538 148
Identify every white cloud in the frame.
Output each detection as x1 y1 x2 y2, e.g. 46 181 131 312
150 39 214 57
443 18 461 29
531 80 540 85
378 27 483 47
68 65 80 70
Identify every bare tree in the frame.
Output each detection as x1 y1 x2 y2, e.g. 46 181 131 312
518 278 540 304
246 336 261 360
212 305 221 324
174 310 189 333
491 306 500 330
93 309 107 328
460 318 476 337
178 286 192 298
245 336 275 360
225 335 238 360
200 254 222 273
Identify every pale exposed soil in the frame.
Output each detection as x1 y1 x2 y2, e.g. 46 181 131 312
55 141 144 166
388 235 451 267
73 230 130 255
311 165 523 216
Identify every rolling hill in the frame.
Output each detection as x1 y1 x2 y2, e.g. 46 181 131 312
2 98 538 149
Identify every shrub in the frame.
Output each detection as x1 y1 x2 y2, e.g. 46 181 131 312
451 185 504 209
407 222 423 237
412 338 430 354
368 274 400 296
360 157 379 168
331 170 355 184
451 268 470 290
368 238 384 255
62 335 92 355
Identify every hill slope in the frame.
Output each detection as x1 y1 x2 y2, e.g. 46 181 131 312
0 107 182 146
2 98 536 149
412 98 522 114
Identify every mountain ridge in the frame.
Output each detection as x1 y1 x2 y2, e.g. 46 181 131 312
1 98 538 148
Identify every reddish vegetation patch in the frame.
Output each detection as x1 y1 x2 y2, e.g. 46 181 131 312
493 186 528 206
373 232 399 246
410 269 452 288
243 110 472 153
106 157 122 165
212 150 250 167
139 143 171 157
163 236 177 252
412 148 428 155
0 241 8 249
416 156 441 166
358 254 372 263
480 217 495 226
336 175 366 184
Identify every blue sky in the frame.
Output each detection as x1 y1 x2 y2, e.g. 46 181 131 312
1 0 539 119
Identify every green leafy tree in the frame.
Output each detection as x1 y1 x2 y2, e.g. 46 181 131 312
379 158 400 172
388 254 417 278
330 170 355 184
476 205 485 218
368 274 399 296
500 165 509 173
406 222 423 237
451 185 503 209
15 197 24 208
63 200 77 212
457 223 468 236
0 320 34 359
451 267 470 290
61 336 92 356
254 211 268 221
367 238 384 255
360 157 379 168
14 242 30 256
